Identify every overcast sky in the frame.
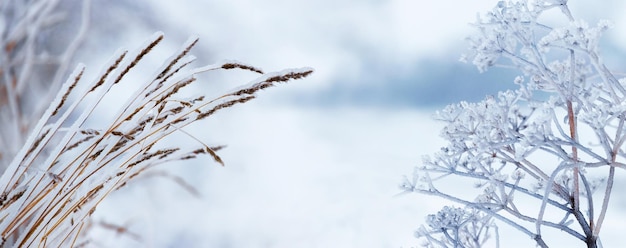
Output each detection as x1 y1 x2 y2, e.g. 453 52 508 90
78 0 626 109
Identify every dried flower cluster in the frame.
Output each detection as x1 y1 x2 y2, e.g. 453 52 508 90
406 1 625 247
416 206 498 248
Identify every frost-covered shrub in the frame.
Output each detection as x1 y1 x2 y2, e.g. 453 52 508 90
404 1 624 247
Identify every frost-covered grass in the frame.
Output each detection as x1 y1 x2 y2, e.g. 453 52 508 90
0 32 310 246
0 2 311 246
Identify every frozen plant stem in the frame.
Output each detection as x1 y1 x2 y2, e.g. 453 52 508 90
567 100 579 212
565 47 582 226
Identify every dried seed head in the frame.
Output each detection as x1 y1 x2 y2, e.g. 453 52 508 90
155 37 199 81
53 68 84 116
89 51 127 92
222 62 263 74
114 34 164 84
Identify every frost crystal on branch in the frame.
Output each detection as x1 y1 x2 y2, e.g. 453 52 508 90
407 1 626 247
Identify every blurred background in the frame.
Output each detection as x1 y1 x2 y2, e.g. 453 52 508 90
25 0 626 247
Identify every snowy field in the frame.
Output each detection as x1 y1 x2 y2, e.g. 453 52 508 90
73 0 626 247
92 105 446 247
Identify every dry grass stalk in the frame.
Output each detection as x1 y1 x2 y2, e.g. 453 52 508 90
0 32 312 247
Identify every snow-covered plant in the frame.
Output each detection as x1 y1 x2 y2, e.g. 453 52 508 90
0 1 312 247
404 1 624 247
